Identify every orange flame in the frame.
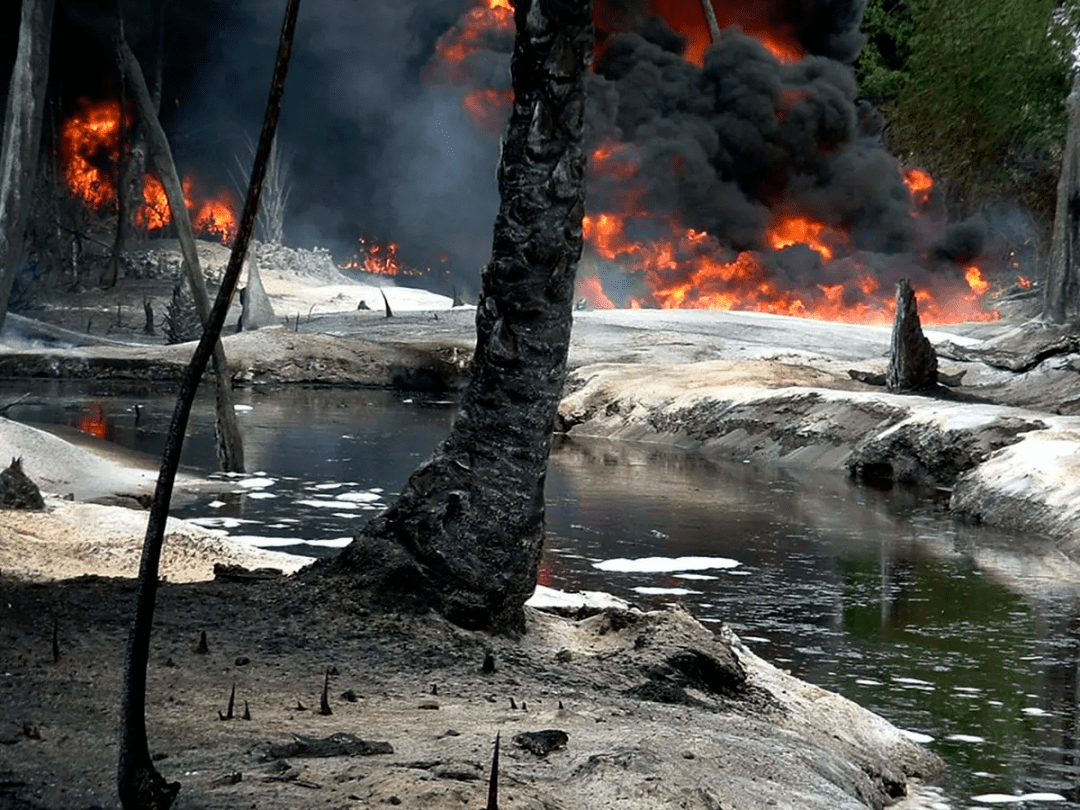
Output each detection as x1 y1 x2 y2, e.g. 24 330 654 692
60 98 238 244
965 265 990 295
577 276 616 309
435 0 514 73
1017 275 1033 289
579 199 998 325
903 167 933 206
767 215 844 261
76 403 108 440
340 238 426 277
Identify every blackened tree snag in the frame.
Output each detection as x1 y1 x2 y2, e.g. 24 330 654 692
1046 72 1080 324
886 278 938 393
0 0 55 335
115 33 245 473
117 3 300 807
331 0 593 635
105 0 168 288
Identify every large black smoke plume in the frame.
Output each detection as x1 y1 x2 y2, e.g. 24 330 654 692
14 0 1035 315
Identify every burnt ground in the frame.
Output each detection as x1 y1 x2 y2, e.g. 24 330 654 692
0 568 943 810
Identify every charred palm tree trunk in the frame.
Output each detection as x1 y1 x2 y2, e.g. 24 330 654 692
0 0 55 334
332 0 593 636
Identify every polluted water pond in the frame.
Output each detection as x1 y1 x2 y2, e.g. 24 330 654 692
4 380 1080 807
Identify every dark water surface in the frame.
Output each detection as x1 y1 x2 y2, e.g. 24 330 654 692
6 380 1080 808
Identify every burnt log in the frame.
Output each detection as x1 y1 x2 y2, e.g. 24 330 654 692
0 0 55 335
329 0 594 635
886 279 938 393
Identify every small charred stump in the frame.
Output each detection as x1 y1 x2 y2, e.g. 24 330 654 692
0 456 44 510
886 279 937 393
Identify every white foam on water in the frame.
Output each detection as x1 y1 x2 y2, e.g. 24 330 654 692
225 534 303 548
899 729 934 744
296 499 359 509
237 477 275 489
972 793 1066 804
893 676 934 686
312 482 343 490
336 491 383 503
954 686 982 693
233 404 253 412
246 492 277 500
593 555 740 573
945 734 985 743
333 512 362 519
674 573 719 581
304 537 353 548
855 678 883 686
188 516 258 530
207 500 226 509
1021 707 1050 716
632 586 702 596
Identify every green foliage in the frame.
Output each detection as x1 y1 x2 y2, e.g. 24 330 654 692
857 0 1079 216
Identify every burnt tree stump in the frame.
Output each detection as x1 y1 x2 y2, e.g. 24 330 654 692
0 456 44 510
886 278 937 393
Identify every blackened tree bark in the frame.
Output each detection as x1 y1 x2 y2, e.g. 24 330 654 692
115 33 245 473
330 0 593 635
886 278 938 392
0 0 55 335
1046 72 1080 324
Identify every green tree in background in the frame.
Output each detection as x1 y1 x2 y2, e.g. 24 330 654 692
857 0 1078 218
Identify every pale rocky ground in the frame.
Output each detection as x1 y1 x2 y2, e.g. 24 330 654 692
0 242 1071 809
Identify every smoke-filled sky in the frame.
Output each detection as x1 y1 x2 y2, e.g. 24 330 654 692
7 0 1031 320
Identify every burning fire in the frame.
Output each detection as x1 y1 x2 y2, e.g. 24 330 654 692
903 168 933 207
435 0 514 76
339 237 425 277
767 215 844 261
60 98 238 244
76 403 108 440
578 197 999 325
431 1 1003 326
646 0 805 66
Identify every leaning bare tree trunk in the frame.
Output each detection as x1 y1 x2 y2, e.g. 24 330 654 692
699 0 721 43
330 0 593 635
115 34 245 473
117 3 299 807
0 0 55 335
107 0 168 289
886 278 938 392
1046 72 1080 324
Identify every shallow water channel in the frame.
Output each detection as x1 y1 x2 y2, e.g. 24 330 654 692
8 380 1080 808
